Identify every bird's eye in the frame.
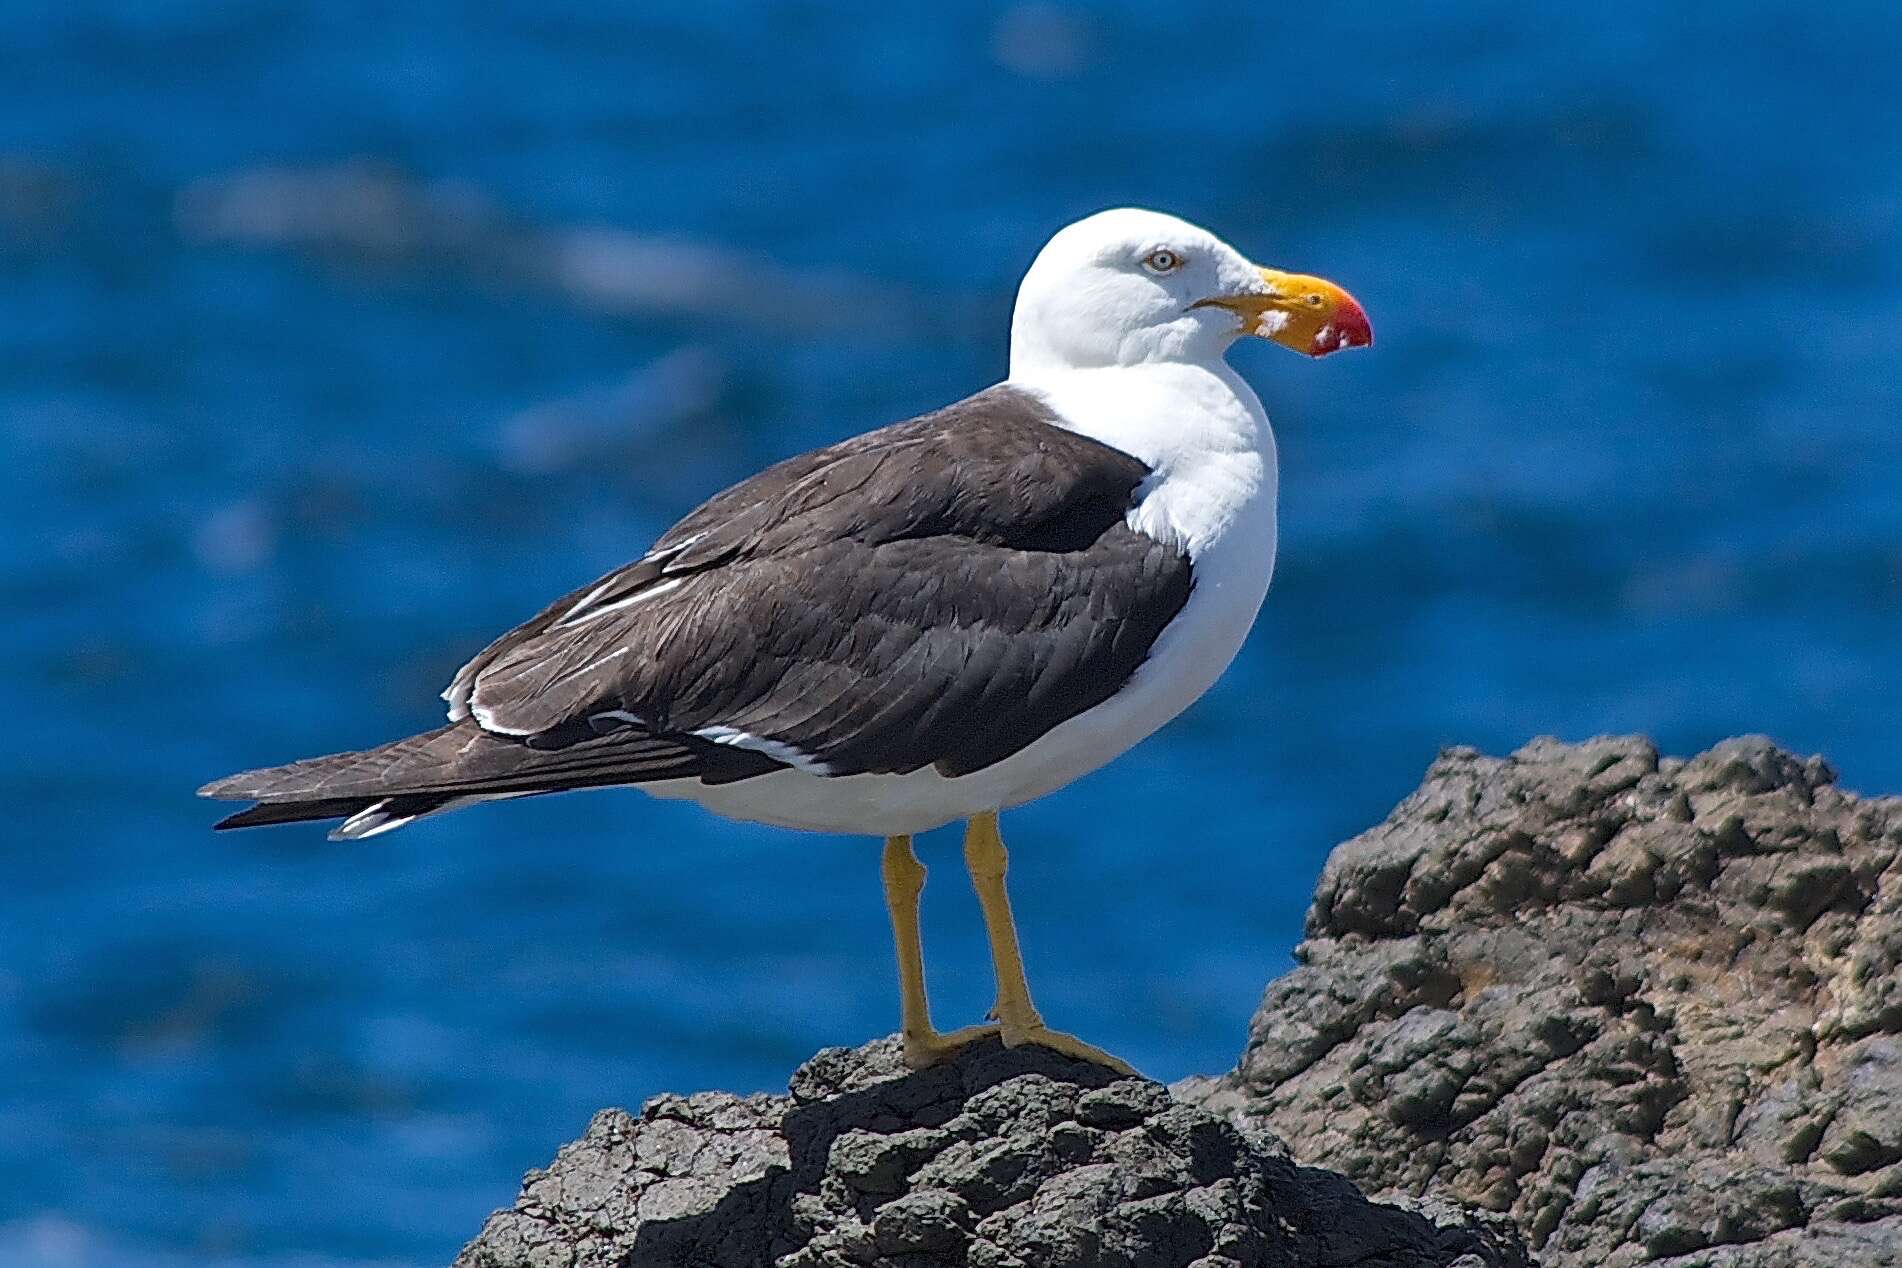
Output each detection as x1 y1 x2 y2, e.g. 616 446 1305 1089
1140 249 1183 275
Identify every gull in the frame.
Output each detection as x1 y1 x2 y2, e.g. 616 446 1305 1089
201 208 1371 1074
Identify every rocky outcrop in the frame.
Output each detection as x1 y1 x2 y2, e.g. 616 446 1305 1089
458 736 1902 1267
456 1037 1527 1268
1187 736 1902 1266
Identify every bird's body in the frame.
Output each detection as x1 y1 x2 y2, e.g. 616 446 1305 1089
202 208 1369 1073
644 359 1278 835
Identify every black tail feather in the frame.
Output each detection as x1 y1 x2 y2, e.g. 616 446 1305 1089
211 793 456 832
199 719 785 836
213 797 381 831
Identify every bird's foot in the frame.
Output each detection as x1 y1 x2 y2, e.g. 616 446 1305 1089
999 1020 1141 1077
900 1022 1001 1069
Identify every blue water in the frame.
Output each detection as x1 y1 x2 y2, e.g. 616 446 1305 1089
4 3 1899 1263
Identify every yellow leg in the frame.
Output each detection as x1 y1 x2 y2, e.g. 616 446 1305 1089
962 811 1140 1077
882 834 997 1068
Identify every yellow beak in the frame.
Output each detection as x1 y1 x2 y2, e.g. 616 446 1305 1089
1197 267 1373 357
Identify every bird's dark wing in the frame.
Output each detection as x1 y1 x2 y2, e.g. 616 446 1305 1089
202 384 1194 835
452 383 1193 777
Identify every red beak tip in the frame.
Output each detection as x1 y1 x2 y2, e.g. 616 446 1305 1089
1310 299 1373 356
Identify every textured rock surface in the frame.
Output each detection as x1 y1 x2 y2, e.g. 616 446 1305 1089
459 736 1902 1267
1187 736 1902 1267
456 1036 1526 1268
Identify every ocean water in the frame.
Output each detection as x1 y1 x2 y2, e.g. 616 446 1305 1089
3 2 1899 1263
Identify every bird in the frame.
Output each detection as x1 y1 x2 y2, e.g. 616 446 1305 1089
200 208 1371 1075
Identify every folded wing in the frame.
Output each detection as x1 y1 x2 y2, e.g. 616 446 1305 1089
202 385 1193 833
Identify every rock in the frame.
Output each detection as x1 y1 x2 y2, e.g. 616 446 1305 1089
456 1037 1527 1268
1187 736 1902 1267
459 735 1902 1266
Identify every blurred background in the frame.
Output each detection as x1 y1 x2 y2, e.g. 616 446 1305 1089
4 2 1899 1263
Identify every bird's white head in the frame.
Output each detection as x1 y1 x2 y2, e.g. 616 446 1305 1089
1008 208 1371 377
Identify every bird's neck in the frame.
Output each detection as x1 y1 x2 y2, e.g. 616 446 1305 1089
1007 360 1278 560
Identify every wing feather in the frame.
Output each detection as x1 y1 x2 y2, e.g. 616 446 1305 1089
448 384 1191 779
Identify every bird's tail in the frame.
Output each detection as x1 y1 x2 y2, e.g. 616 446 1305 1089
198 720 740 840
208 790 482 840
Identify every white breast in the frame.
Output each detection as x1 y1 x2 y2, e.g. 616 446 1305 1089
642 364 1280 836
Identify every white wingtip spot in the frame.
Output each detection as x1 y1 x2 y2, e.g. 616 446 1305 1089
329 800 413 841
